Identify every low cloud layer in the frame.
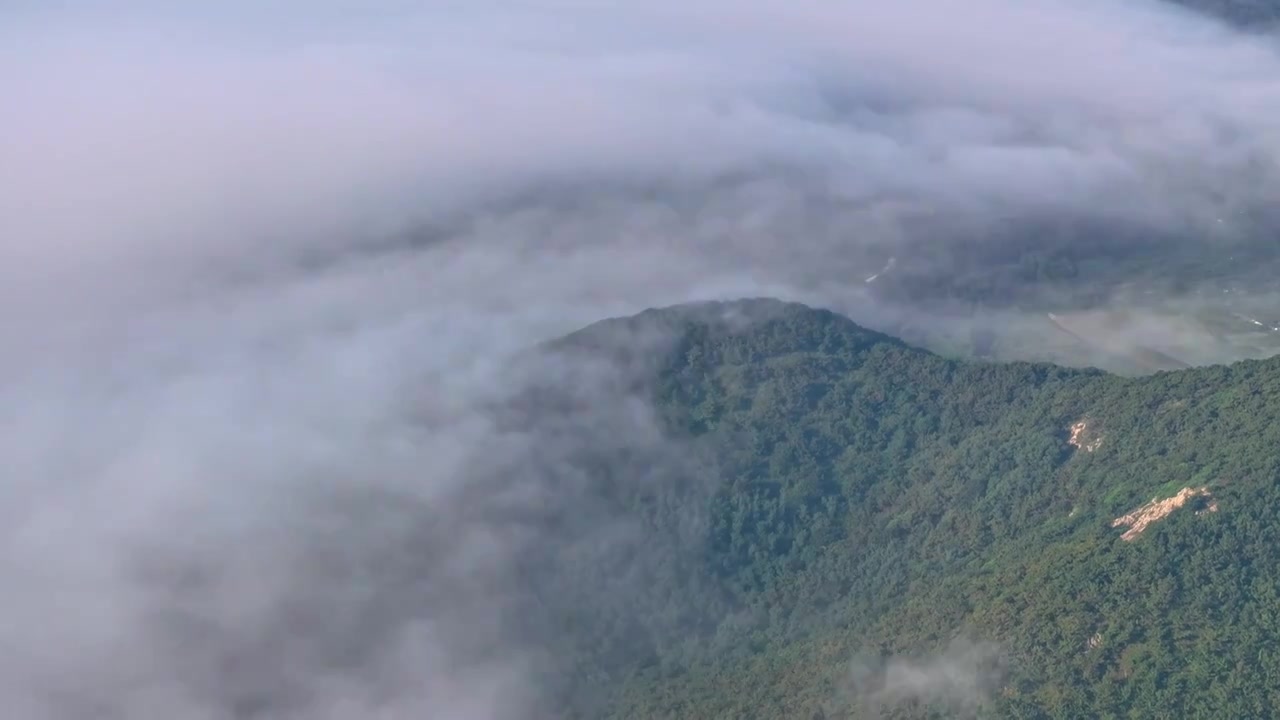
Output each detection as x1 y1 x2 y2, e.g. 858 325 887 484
840 639 1008 718
4 1 1280 718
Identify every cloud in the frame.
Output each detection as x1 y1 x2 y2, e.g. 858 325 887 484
840 638 1008 718
4 0 1280 717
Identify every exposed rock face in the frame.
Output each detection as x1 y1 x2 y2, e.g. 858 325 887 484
1068 420 1103 452
1111 487 1214 541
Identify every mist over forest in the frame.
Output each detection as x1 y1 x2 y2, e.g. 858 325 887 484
5 1 1280 718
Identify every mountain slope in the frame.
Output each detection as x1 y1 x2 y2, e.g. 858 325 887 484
532 299 1280 718
1169 0 1280 28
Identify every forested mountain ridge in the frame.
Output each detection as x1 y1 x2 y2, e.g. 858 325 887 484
532 299 1280 718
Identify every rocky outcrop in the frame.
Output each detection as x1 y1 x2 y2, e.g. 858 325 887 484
1068 420 1102 452
1111 487 1214 541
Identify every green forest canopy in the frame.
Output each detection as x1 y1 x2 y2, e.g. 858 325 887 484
531 298 1280 719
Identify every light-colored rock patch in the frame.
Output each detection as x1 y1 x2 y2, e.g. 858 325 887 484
1068 420 1102 452
1111 487 1214 541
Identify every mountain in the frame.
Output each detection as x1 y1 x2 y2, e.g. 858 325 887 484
524 298 1280 718
1170 0 1280 28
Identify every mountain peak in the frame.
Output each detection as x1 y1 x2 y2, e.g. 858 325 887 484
547 297 914 364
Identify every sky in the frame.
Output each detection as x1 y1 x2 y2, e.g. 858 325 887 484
3 1 1280 717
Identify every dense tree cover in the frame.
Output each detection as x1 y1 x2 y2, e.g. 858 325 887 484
531 299 1280 718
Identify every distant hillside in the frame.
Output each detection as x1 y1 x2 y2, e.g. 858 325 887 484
1169 0 1280 28
523 299 1280 718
